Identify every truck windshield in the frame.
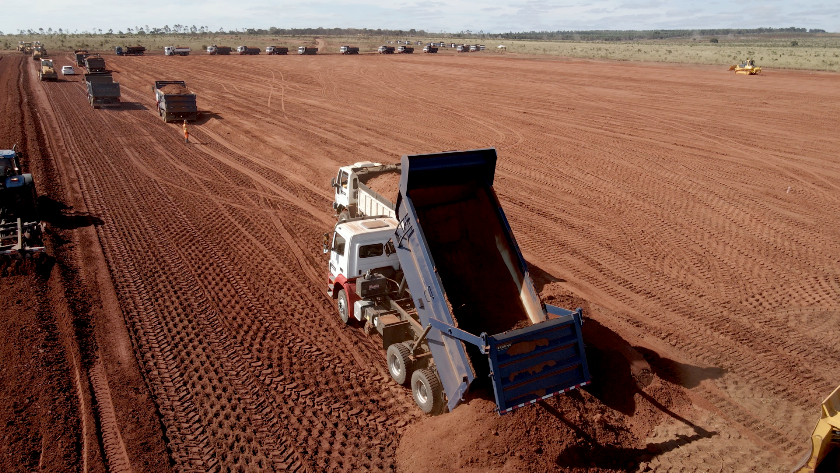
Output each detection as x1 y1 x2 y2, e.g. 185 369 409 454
332 234 346 256
359 243 383 258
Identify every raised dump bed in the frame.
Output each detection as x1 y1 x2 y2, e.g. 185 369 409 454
393 149 590 413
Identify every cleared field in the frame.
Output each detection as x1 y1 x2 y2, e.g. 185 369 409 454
3 50 839 472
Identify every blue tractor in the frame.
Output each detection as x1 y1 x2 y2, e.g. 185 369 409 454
1 145 44 258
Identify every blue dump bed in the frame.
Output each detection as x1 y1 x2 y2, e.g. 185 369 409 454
393 148 590 414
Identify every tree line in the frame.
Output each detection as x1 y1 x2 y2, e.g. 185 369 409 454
4 26 829 39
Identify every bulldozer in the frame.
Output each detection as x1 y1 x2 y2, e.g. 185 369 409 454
32 47 44 61
39 59 57 81
793 384 840 473
1 144 44 261
729 59 761 75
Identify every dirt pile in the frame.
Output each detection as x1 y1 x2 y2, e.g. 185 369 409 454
397 285 695 472
362 168 400 204
157 84 192 95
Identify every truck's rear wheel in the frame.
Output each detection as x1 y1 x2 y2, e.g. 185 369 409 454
411 368 445 415
386 344 413 385
337 289 350 324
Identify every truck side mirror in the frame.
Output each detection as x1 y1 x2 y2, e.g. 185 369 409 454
330 177 337 188
322 233 331 254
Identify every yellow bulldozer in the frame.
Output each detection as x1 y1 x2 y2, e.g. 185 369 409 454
39 59 57 81
32 47 44 61
729 59 761 75
793 384 840 472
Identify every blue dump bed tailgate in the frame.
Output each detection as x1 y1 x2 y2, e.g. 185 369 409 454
393 148 590 414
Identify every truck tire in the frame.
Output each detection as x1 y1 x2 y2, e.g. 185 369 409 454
386 344 413 385
337 289 350 324
411 368 445 415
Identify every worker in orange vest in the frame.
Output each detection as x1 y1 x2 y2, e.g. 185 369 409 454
183 120 189 144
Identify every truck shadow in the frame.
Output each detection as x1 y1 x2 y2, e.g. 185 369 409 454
37 196 104 230
120 102 147 111
543 394 718 470
528 262 566 293
583 319 725 416
194 111 222 125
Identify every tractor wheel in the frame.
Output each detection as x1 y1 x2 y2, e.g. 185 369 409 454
337 289 350 324
411 368 445 415
386 343 413 385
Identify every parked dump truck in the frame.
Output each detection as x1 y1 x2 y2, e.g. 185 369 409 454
237 46 260 55
164 46 191 56
457 45 469 52
38 59 58 81
297 46 318 55
340 46 360 55
378 45 395 54
85 74 121 109
266 46 288 55
124 45 146 56
325 149 591 415
84 56 107 74
423 46 438 53
1 145 44 260
207 45 232 55
153 81 197 122
74 50 89 67
397 46 414 54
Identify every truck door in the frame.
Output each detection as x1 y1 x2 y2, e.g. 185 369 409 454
330 232 348 277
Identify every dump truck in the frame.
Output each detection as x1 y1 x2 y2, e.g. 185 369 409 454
332 161 399 221
324 149 591 415
38 59 58 81
85 74 121 109
164 46 191 56
74 50 89 67
297 46 318 55
457 45 469 52
236 46 260 55
423 46 438 53
207 45 232 55
378 45 395 54
1 145 44 260
153 81 197 122
397 46 414 54
123 46 146 56
84 56 107 74
266 46 288 55
340 46 360 55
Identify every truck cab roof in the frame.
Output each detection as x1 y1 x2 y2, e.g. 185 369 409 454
336 217 398 239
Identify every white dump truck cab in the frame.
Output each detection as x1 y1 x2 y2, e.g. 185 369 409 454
331 161 382 217
324 217 400 323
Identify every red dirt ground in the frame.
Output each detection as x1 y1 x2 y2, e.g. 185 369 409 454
1 46 838 472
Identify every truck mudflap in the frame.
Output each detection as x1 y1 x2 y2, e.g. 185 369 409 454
487 306 590 414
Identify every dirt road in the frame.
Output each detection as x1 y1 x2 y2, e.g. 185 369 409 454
4 50 838 472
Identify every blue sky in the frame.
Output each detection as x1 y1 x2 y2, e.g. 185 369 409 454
2 0 837 34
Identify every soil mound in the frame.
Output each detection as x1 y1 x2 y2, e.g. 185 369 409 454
362 169 400 204
157 84 192 95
